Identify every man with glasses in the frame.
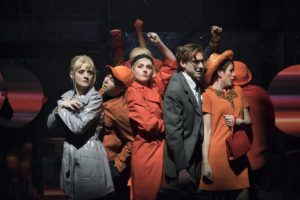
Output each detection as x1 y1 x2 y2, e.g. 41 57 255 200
162 26 222 192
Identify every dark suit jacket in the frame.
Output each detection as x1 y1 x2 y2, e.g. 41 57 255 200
163 71 203 179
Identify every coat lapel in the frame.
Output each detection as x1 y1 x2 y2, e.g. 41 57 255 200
61 87 95 105
177 72 202 116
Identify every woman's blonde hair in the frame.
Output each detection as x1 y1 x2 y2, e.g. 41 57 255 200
129 47 156 83
129 47 155 69
129 47 153 62
69 55 97 85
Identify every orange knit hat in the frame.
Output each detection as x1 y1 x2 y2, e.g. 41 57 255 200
204 50 234 85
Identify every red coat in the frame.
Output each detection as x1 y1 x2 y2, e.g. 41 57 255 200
100 92 134 173
126 59 176 200
243 84 275 170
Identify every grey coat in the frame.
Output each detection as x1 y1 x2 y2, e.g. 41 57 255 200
163 71 203 180
47 87 114 200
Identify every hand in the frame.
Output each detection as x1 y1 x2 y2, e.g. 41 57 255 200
224 114 235 127
134 19 144 31
210 25 222 36
58 98 83 112
110 29 121 38
178 169 196 191
202 162 213 184
147 32 162 45
210 25 222 46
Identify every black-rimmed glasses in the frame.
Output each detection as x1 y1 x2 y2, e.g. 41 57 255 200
189 59 206 66
188 59 205 73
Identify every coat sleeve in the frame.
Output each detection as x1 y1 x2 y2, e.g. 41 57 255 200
103 129 132 173
203 42 219 59
163 84 189 171
103 110 133 172
115 140 133 172
126 86 164 135
113 120 133 172
155 59 177 95
47 106 61 129
57 93 103 135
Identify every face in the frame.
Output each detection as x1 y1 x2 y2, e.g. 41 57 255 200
101 74 124 97
71 64 94 92
132 58 154 85
220 63 235 87
181 52 205 81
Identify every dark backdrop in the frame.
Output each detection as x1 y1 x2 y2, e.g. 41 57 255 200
1 0 300 197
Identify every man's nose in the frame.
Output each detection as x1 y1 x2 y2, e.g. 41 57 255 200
198 62 204 68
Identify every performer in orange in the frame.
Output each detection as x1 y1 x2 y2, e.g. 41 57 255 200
233 61 275 199
126 32 177 200
99 65 134 200
200 50 251 200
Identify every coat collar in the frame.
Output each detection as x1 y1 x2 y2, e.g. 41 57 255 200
176 71 202 115
103 94 126 109
61 87 96 105
131 81 145 89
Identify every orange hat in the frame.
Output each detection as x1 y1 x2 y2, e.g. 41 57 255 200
204 50 234 85
106 65 134 87
232 61 252 86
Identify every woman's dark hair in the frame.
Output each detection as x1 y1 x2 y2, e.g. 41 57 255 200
211 60 233 84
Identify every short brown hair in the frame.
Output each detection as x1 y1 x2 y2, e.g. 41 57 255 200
175 43 203 71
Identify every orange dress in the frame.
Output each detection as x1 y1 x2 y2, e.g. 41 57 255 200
200 86 250 190
126 59 176 200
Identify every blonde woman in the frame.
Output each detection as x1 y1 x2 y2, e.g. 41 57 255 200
126 32 177 200
47 55 114 200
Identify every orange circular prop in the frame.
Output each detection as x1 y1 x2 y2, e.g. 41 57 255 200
0 67 45 127
268 65 300 137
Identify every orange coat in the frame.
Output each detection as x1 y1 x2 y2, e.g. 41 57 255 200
126 59 176 200
200 86 250 190
242 84 275 170
100 92 134 172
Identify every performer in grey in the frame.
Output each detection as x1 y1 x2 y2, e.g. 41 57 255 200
47 55 114 200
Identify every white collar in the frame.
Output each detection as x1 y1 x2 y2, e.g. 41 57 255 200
182 72 197 91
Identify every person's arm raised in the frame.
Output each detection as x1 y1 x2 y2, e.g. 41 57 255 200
147 32 176 61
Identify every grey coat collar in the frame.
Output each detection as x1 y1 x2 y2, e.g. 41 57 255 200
176 71 202 116
61 87 96 104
